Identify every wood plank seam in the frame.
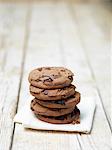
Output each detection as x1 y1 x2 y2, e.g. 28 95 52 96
76 135 83 150
9 7 32 150
68 4 112 132
0 35 8 71
51 4 82 149
52 5 95 148
0 6 29 150
87 135 98 150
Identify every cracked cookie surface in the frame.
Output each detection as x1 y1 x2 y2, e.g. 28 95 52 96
28 67 74 89
35 91 80 108
30 84 75 100
30 99 75 117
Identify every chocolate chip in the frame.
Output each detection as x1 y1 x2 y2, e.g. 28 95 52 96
68 76 73 80
62 95 66 98
55 100 65 105
64 115 68 119
36 79 41 82
57 116 64 120
71 110 75 117
31 99 34 103
47 100 55 104
42 75 53 82
51 74 61 79
61 69 65 72
38 68 42 71
30 107 34 111
44 78 53 82
43 90 48 95
46 78 53 82
45 67 51 70
45 99 65 105
71 112 74 117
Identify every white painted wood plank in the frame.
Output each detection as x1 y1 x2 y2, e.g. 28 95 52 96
12 3 81 150
0 4 28 150
52 3 111 150
72 4 111 126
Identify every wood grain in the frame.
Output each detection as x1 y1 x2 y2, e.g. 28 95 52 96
71 4 111 127
0 4 28 150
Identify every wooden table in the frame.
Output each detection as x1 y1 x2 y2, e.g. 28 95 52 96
0 2 111 150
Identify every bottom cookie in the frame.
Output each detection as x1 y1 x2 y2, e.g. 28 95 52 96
35 107 80 124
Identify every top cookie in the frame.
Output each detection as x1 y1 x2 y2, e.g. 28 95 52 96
28 67 74 89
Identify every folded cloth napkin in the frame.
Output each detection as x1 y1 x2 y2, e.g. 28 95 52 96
14 94 96 133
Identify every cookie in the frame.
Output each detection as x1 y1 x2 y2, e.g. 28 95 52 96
31 99 75 117
36 91 80 108
36 107 80 124
28 67 74 89
30 84 75 100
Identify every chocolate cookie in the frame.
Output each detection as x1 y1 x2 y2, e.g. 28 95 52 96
36 107 80 124
31 99 75 117
30 85 75 100
28 67 74 89
36 91 80 109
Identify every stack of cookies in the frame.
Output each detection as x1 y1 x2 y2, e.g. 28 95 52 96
28 67 80 124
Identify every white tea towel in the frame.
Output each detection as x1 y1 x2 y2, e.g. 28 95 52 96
14 95 96 133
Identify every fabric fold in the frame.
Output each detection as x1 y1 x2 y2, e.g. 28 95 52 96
14 96 96 133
